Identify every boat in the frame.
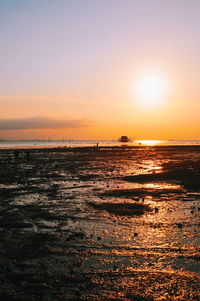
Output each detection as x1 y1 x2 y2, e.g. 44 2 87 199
119 136 131 143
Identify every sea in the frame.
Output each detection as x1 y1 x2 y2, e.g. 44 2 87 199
0 139 200 149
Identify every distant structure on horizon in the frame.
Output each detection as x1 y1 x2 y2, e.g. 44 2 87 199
119 136 131 143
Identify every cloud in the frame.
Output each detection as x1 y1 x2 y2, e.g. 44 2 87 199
0 116 91 130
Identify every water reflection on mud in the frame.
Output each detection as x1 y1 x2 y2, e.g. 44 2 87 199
0 146 199 300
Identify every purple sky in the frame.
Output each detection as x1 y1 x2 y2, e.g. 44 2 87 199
0 0 199 139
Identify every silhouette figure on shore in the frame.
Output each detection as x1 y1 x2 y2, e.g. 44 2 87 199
14 150 19 160
26 150 31 162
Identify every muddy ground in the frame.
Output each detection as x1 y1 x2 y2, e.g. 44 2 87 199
0 146 199 300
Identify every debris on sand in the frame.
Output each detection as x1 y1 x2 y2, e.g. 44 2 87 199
154 207 159 213
88 201 152 216
177 223 183 229
123 169 192 183
123 169 200 190
101 187 183 197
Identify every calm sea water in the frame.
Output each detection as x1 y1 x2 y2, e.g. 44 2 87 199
0 139 200 148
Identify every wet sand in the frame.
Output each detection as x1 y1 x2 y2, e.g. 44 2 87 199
0 146 199 300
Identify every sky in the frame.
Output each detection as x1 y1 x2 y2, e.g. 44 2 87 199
0 0 200 140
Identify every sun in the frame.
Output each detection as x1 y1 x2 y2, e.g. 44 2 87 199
133 71 169 106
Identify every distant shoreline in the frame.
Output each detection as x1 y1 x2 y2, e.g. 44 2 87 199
0 139 200 150
1 144 200 152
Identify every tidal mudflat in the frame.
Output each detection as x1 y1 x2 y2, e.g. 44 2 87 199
0 146 199 300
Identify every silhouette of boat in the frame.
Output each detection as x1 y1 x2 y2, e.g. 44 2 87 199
119 136 131 143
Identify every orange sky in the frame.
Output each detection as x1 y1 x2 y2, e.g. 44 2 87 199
0 1 200 140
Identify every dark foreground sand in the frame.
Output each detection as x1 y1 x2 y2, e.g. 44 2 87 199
0 146 199 300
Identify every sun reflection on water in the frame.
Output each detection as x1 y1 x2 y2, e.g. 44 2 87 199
145 183 181 189
137 140 164 146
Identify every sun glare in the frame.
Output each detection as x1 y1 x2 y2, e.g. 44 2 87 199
137 140 163 146
133 72 169 107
